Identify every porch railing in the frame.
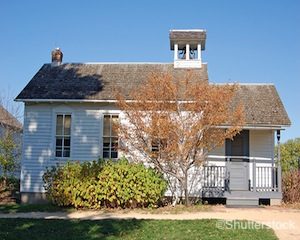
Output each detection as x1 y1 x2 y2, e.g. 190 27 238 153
202 166 226 189
255 166 278 191
203 155 280 192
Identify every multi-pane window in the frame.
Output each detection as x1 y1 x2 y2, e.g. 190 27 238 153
103 114 119 159
55 114 71 158
151 138 167 152
150 116 167 153
151 139 160 152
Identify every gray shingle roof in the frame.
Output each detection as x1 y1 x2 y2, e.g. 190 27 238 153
15 63 208 100
15 63 290 127
0 105 22 131
233 84 290 126
169 30 206 50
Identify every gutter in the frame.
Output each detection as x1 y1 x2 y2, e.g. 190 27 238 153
14 98 118 103
218 125 290 130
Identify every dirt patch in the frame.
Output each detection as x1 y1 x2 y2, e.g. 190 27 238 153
0 205 299 240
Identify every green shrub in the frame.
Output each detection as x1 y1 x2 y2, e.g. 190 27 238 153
43 160 104 207
0 176 19 192
0 176 20 202
282 169 300 204
43 158 167 209
0 131 20 178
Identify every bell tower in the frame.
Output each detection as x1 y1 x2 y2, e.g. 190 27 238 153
169 29 206 68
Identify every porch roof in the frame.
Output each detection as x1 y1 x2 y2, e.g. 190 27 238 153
234 84 290 127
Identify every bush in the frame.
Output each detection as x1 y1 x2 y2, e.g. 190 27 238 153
43 160 104 207
276 138 300 173
282 169 300 204
0 131 20 177
43 158 167 209
0 176 19 192
0 176 20 202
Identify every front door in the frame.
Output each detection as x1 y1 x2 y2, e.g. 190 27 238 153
226 130 249 191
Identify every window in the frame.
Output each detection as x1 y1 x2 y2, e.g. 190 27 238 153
151 139 160 152
103 114 119 159
55 114 71 158
150 115 168 153
151 138 167 152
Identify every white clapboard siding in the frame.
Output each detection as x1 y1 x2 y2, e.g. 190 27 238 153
21 105 53 192
250 130 274 160
249 130 274 187
21 102 276 195
21 104 104 193
71 109 101 161
208 144 225 164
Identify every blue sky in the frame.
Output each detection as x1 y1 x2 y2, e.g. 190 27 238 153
0 1 299 142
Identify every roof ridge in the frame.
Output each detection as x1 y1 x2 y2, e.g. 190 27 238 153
44 62 208 65
212 83 274 86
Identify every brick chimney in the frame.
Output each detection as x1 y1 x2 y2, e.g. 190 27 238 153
51 48 63 66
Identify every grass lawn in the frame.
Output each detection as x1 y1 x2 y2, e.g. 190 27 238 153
0 203 74 213
0 203 211 214
0 218 277 240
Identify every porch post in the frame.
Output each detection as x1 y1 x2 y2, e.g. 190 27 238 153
253 158 256 192
186 44 190 60
225 157 230 191
174 43 178 61
277 130 282 192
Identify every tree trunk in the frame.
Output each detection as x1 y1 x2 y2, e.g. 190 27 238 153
184 171 190 206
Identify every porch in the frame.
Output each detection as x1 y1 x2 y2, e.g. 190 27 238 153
201 155 282 206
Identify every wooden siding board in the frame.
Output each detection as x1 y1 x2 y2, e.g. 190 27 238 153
21 105 53 192
72 109 101 160
250 130 274 159
21 104 104 192
21 102 277 199
249 130 274 189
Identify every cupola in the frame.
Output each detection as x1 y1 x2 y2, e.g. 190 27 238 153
169 29 206 68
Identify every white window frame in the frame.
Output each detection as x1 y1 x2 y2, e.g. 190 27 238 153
102 114 119 159
55 113 72 158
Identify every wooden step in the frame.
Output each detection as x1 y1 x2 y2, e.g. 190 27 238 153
226 197 258 206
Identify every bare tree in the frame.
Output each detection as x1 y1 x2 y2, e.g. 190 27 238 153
117 71 244 205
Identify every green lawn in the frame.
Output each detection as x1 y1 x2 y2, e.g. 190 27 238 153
0 203 211 214
0 203 74 213
0 218 277 240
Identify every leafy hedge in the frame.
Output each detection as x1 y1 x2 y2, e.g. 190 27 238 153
282 169 300 204
0 176 20 203
43 158 167 209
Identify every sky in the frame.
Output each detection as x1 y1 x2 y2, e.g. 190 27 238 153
0 0 299 142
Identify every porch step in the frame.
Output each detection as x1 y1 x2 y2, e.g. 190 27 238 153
226 197 258 206
224 190 257 198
